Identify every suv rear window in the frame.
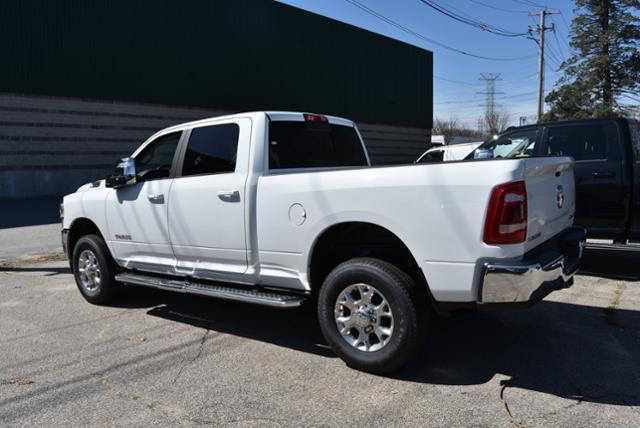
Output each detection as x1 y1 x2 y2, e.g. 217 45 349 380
268 121 367 170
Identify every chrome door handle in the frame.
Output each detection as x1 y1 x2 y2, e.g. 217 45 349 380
217 190 239 201
147 193 164 203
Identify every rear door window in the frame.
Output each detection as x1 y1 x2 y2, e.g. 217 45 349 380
268 121 368 169
545 124 608 161
181 123 240 176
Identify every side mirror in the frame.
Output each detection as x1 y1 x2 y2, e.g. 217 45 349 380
105 157 137 188
474 148 494 160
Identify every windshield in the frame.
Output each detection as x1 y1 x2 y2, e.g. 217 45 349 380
470 128 538 159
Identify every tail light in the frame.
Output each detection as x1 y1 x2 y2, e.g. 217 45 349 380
303 113 328 123
483 181 527 244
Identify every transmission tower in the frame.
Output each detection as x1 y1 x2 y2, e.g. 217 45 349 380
477 73 503 118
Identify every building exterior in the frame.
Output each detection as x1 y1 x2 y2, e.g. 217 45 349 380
0 0 433 199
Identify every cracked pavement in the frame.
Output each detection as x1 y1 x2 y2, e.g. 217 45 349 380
0 249 639 427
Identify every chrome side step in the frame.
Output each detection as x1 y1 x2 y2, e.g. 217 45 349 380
585 242 640 252
115 272 306 308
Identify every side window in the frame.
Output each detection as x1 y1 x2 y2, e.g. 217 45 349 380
546 125 607 161
181 123 240 176
135 132 181 180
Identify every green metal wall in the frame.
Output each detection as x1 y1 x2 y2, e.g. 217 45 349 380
0 0 433 128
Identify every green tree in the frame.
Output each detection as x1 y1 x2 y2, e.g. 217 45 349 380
544 0 640 121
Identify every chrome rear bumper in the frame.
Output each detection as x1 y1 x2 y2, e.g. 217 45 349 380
480 227 586 304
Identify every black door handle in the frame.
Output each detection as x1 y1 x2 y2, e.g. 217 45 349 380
592 171 615 179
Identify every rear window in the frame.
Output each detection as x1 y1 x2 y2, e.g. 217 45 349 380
268 121 368 170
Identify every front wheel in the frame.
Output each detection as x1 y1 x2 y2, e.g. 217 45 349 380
317 258 428 374
72 234 120 305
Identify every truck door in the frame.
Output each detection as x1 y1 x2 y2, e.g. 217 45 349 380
105 131 183 273
542 121 627 239
168 119 251 282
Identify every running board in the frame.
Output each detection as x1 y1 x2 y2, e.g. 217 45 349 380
115 272 305 308
585 242 640 252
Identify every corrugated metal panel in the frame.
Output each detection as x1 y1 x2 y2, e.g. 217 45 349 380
0 93 427 168
0 93 428 198
0 0 432 128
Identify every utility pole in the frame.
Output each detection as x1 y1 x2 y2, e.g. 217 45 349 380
529 10 559 122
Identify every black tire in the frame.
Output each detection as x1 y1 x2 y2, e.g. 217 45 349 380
72 234 120 305
317 257 428 374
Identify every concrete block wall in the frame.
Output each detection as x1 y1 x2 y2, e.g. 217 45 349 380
0 94 429 200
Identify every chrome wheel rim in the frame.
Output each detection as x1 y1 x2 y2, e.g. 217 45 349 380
334 283 394 352
77 249 101 293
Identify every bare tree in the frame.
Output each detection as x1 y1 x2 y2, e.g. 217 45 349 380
433 116 483 143
483 110 510 135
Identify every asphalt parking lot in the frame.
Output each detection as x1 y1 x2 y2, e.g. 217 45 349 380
0 248 639 427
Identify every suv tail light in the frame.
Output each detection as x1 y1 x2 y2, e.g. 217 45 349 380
483 181 527 244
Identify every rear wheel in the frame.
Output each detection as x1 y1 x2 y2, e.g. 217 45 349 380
317 258 427 374
72 234 120 305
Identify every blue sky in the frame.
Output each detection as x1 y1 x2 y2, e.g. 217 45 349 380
275 0 575 128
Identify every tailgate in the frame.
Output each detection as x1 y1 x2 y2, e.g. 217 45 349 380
523 157 575 251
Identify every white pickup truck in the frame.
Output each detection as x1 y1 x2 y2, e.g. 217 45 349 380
61 111 585 373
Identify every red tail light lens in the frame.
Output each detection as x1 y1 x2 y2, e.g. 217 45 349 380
303 113 328 123
483 181 527 244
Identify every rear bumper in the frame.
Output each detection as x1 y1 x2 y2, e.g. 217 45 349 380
479 227 586 305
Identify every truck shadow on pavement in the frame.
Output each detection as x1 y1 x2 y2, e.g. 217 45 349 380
119 289 335 358
396 302 640 407
115 286 640 407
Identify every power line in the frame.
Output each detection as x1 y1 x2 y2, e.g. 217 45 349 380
468 0 529 14
417 0 531 38
545 44 563 67
621 94 640 103
435 75 480 86
510 0 547 8
435 90 537 105
558 11 571 33
344 0 537 61
550 18 568 62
